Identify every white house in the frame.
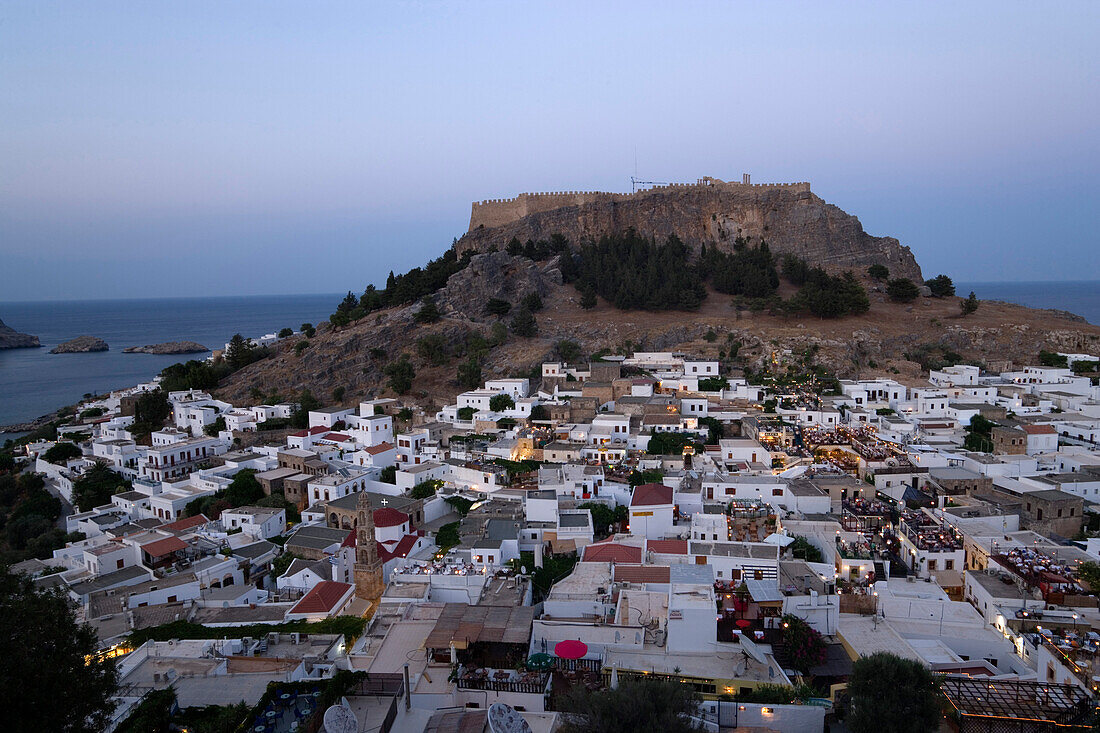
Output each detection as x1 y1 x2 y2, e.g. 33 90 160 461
221 506 286 540
628 483 675 539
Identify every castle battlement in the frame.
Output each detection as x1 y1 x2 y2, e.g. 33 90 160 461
469 177 811 231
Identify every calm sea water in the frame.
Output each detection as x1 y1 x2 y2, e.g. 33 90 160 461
956 280 1100 326
1 282 1097 431
0 294 339 429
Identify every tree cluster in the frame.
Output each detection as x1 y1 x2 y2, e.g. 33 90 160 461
645 431 703 455
43 442 82 464
698 239 779 298
131 389 172 436
0 470 68 563
159 359 232 393
846 652 942 733
0 567 120 732
184 469 266 519
780 255 870 318
352 248 471 318
505 233 570 261
561 230 706 311
73 462 131 512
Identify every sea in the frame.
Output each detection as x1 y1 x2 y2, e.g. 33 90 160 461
1 282 1097 436
0 294 340 435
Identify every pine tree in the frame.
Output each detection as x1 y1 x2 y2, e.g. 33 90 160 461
224 333 255 370
510 308 538 337
961 291 979 316
414 296 441 324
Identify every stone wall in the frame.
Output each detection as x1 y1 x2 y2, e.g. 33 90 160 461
459 177 922 281
469 178 812 231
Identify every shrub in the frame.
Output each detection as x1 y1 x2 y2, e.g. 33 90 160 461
886 278 920 302
485 298 512 317
925 274 955 297
867 264 890 281
521 292 543 312
489 393 515 412
413 296 441 324
43 442 82 464
416 334 450 366
383 356 415 394
457 357 482 390
509 308 538 337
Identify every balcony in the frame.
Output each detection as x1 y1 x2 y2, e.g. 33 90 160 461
455 665 550 694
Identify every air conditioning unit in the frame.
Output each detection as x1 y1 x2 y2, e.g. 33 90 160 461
907 575 916 583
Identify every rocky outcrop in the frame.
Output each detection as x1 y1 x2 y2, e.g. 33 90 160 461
123 341 208 354
50 336 108 354
0 318 40 349
458 178 923 281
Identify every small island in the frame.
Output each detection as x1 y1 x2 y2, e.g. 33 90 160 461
49 336 109 354
122 341 208 355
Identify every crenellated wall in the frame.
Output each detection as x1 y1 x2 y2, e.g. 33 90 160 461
468 178 812 231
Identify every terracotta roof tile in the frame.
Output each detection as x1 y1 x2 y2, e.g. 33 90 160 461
647 539 688 555
582 543 642 563
613 564 671 584
374 507 410 527
631 483 674 507
141 536 188 557
288 580 352 615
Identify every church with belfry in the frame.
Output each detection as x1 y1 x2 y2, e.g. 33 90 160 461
353 491 385 599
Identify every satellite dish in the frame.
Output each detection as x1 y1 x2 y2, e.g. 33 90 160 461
488 703 533 733
323 704 358 733
520 566 527 575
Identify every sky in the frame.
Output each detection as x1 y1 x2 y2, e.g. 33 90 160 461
1 1 1098 301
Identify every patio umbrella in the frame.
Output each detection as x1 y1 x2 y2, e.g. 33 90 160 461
554 639 588 660
527 653 554 671
735 619 752 630
609 664 619 690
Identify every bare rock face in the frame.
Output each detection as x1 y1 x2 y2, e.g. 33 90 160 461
458 179 923 281
432 251 562 320
0 318 40 349
50 336 108 354
123 341 208 354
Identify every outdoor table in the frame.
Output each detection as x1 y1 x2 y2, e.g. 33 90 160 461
266 710 278 718
280 692 291 700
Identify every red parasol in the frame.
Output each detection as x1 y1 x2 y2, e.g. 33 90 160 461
735 619 752 630
554 639 589 660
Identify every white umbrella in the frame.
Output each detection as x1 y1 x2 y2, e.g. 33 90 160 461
609 664 618 690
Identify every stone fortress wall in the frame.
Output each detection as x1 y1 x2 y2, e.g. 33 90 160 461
468 176 812 231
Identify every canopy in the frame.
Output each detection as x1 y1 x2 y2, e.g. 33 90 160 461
526 653 554 671
554 639 588 660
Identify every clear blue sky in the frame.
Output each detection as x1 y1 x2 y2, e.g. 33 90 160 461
2 1 1098 301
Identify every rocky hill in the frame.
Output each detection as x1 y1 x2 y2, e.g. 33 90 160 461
0 318 40 349
215 250 1100 410
458 177 923 281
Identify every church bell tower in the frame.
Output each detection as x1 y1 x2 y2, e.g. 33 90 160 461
353 491 384 599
